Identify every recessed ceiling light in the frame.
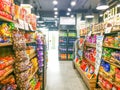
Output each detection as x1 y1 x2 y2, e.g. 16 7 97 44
54 7 58 11
68 8 71 12
54 16 57 18
54 12 58 15
71 15 74 17
66 12 70 16
96 0 109 10
71 1 76 6
53 0 58 5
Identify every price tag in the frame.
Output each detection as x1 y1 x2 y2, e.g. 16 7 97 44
95 35 104 75
24 21 29 30
105 27 112 34
18 19 24 29
28 24 33 31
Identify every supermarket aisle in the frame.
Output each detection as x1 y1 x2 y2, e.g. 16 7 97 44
46 50 88 90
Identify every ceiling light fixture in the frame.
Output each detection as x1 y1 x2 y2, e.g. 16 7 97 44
71 0 76 6
54 15 57 18
96 0 109 10
54 11 58 15
85 15 94 18
36 15 40 18
117 3 120 7
66 12 70 16
100 14 103 17
54 7 58 11
71 15 74 17
68 8 71 12
53 0 58 5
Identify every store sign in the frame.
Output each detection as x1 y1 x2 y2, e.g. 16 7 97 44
60 17 75 25
95 35 104 75
104 6 120 21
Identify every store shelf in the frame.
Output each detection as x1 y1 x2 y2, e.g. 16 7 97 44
80 35 86 37
103 45 120 50
113 82 120 87
59 36 67 38
103 58 120 69
0 15 15 23
0 69 13 81
74 62 96 90
99 73 113 84
98 82 106 90
0 43 12 47
85 42 96 48
29 67 38 81
26 41 36 44
68 37 77 38
84 57 95 66
30 53 37 59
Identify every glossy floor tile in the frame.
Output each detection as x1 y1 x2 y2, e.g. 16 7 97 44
46 50 88 90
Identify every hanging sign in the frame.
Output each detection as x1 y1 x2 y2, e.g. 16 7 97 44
104 5 120 21
95 35 104 75
60 17 75 25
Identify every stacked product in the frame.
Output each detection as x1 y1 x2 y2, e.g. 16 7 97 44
0 22 14 43
36 34 44 73
12 30 31 90
86 35 97 44
0 56 17 90
0 0 14 20
104 34 120 48
80 59 96 79
68 38 76 44
84 48 96 63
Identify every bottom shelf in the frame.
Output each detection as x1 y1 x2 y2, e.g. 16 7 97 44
74 62 96 90
98 82 106 90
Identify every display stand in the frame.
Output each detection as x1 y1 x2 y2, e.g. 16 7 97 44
74 62 96 90
59 25 77 61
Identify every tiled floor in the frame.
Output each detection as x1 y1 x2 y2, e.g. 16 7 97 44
46 50 88 90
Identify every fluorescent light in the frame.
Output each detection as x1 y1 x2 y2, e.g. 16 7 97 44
71 15 74 17
41 24 46 27
68 8 71 12
80 21 86 23
36 16 40 18
96 5 109 10
66 12 70 16
85 15 94 18
37 21 44 23
100 14 103 17
53 0 58 5
20 4 33 8
54 12 58 15
96 0 109 10
54 7 58 11
71 1 76 6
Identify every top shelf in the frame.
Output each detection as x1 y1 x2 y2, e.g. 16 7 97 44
0 15 15 23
